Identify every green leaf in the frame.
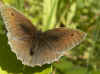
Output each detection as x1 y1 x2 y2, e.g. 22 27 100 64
34 66 52 74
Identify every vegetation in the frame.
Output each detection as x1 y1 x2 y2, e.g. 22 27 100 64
0 0 100 74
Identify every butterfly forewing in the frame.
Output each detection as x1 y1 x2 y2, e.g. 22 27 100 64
0 3 36 39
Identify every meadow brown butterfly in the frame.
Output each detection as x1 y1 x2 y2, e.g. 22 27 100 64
0 2 86 67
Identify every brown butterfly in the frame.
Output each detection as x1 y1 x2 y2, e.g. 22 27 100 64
0 2 86 67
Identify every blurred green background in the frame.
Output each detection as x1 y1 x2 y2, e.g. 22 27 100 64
0 0 100 74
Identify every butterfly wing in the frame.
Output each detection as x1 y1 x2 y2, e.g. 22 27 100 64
0 3 37 66
30 28 86 66
0 3 36 38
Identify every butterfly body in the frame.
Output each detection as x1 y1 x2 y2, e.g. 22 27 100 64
0 2 86 67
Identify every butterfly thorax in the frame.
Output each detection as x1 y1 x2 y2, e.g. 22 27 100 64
35 31 44 40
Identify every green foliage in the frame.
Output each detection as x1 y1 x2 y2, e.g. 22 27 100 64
0 0 100 74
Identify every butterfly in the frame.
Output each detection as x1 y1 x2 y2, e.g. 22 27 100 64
0 2 86 67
